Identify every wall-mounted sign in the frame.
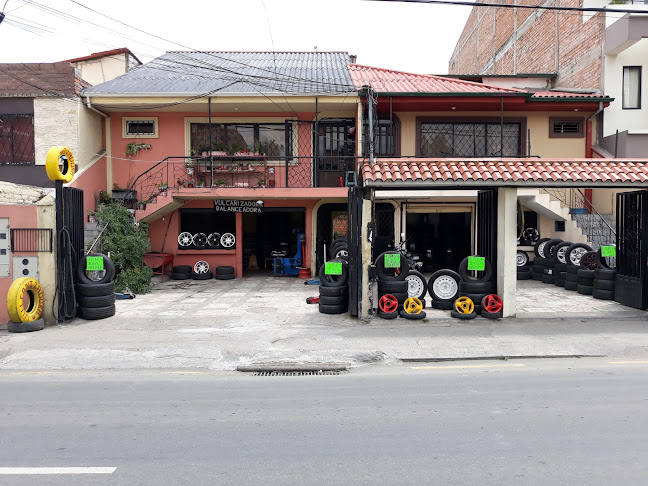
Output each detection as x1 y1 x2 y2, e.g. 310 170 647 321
325 261 342 275
214 200 263 213
601 245 616 257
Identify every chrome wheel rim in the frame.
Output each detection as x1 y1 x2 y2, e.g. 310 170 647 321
569 247 587 265
557 246 567 263
178 232 193 246
537 241 547 258
433 276 458 300
220 233 235 248
516 251 528 267
193 260 210 274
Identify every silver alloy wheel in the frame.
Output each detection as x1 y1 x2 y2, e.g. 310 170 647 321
432 275 458 300
336 249 349 258
207 232 221 247
516 250 529 267
405 274 426 298
557 246 567 263
220 233 236 248
193 233 208 247
193 260 210 274
537 241 548 258
569 247 588 265
178 232 193 247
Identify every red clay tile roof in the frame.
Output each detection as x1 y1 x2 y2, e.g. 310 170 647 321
0 63 78 97
361 158 648 187
349 64 526 95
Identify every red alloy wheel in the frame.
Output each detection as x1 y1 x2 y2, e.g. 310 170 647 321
379 294 398 313
580 252 598 270
481 294 503 313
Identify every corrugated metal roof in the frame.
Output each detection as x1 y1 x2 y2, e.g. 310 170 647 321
349 64 526 95
83 51 356 95
362 158 648 186
530 91 612 101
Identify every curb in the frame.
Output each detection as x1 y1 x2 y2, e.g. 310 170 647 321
237 363 349 372
401 354 605 363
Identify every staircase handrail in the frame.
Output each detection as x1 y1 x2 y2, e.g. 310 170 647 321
576 188 616 237
129 156 197 195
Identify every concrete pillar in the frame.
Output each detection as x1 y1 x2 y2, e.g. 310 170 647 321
360 194 373 319
235 212 243 278
497 187 517 317
36 195 57 324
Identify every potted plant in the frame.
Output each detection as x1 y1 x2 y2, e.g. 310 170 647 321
157 181 168 196
214 179 226 187
196 178 206 188
111 183 137 202
257 178 265 187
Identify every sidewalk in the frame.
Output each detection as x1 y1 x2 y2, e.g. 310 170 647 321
1 276 647 370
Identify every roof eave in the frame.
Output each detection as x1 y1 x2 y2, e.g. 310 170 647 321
361 91 530 98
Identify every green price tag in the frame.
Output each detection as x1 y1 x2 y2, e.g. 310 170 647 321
86 256 104 271
325 261 342 275
601 246 616 257
467 256 485 271
384 253 400 268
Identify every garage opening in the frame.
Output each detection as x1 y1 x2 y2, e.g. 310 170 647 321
242 208 305 273
405 206 473 273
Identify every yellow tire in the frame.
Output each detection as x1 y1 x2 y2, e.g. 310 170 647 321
6 277 44 322
45 146 75 183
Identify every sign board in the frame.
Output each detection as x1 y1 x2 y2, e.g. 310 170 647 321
214 200 263 213
325 261 342 275
86 256 104 271
467 256 485 271
601 245 616 257
384 253 401 268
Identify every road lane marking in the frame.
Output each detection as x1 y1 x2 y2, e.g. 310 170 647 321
608 361 648 365
0 467 116 475
411 364 525 370
160 371 208 374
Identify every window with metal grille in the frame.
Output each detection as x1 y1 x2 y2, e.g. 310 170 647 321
419 121 522 157
363 117 398 156
190 123 289 156
126 120 156 135
550 118 584 138
10 228 52 252
0 114 35 164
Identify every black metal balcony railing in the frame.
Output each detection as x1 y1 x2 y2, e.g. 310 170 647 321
129 155 358 206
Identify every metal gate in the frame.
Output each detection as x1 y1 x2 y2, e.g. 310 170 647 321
615 190 647 309
347 186 363 317
477 189 498 284
63 187 85 268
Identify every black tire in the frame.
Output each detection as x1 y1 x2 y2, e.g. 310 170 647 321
596 247 615 270
399 310 427 320
77 305 116 320
77 293 115 308
580 251 598 270
332 243 349 261
564 280 578 291
565 243 593 267
329 238 347 259
459 281 494 294
375 252 408 281
378 280 409 294
554 278 566 287
517 272 532 280
516 250 530 267
319 303 347 314
595 268 617 281
318 260 349 287
552 241 573 264
534 238 551 258
319 286 348 296
215 266 235 275
517 266 531 274
541 274 555 284
215 273 235 280
565 273 579 282
594 279 616 291
533 257 548 268
428 270 461 302
592 288 615 300
481 309 503 319
544 239 564 260
450 310 477 320
75 281 115 297
382 292 408 302
172 265 192 274
459 293 486 305
318 295 348 305
577 269 595 279
578 278 595 287
566 264 579 274
192 271 213 280
458 256 493 283
7 318 45 333
405 270 428 300
431 300 454 310
554 263 567 273
171 272 191 280
76 253 116 285
377 309 398 320
577 284 594 295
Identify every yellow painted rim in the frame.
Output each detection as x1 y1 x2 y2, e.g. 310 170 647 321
45 146 75 183
454 296 474 314
403 297 423 314
6 277 44 322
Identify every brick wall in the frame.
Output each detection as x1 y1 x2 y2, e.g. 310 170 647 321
449 0 605 92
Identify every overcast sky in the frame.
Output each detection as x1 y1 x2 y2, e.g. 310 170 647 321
0 0 472 74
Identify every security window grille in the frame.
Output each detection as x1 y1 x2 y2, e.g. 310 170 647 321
0 114 35 164
10 228 53 252
550 118 584 138
623 66 641 109
126 120 156 135
190 123 289 156
419 122 522 157
363 119 396 156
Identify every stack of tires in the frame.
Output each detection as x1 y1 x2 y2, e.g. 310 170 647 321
516 250 532 280
427 269 461 310
457 256 495 314
215 266 235 280
329 238 348 261
76 252 116 320
6 277 46 333
592 248 617 301
552 241 572 287
563 243 592 291
171 265 193 280
375 251 409 313
318 258 348 315
576 250 598 295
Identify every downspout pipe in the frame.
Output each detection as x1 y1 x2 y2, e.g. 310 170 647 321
85 96 109 118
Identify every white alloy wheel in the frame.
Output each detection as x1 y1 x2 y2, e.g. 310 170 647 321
516 250 529 267
537 241 548 258
220 233 236 248
178 232 193 247
569 247 588 266
193 233 208 247
336 249 349 258
193 260 210 274
556 246 567 263
432 275 458 300
405 274 426 298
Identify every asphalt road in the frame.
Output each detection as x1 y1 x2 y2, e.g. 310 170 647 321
0 359 647 485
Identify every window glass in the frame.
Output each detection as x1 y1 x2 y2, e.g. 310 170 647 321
126 120 156 135
190 123 288 156
420 122 520 157
623 66 641 109
258 124 286 156
0 114 34 164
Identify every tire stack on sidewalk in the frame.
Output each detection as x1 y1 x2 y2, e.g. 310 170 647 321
171 265 192 280
215 266 235 280
318 258 348 315
576 250 597 295
516 250 532 280
375 251 409 312
540 239 563 284
329 238 348 261
457 256 494 314
531 238 550 281
552 241 572 288
427 269 461 310
76 252 117 320
592 248 617 301
563 243 592 291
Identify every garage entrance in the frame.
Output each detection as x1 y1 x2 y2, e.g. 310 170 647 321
242 208 305 273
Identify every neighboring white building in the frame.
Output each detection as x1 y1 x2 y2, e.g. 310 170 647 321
63 48 141 86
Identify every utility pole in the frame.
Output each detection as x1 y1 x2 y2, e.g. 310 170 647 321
364 85 376 164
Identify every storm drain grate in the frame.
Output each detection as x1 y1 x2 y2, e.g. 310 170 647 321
252 370 344 377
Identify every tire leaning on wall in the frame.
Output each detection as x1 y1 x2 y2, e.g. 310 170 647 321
7 277 45 323
45 146 76 183
77 253 116 285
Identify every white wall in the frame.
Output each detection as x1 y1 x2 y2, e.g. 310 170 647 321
74 54 130 85
33 98 78 166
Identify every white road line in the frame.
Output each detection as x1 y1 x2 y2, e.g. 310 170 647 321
0 467 116 475
412 363 526 370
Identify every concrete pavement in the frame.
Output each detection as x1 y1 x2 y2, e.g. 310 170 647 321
1 275 647 370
